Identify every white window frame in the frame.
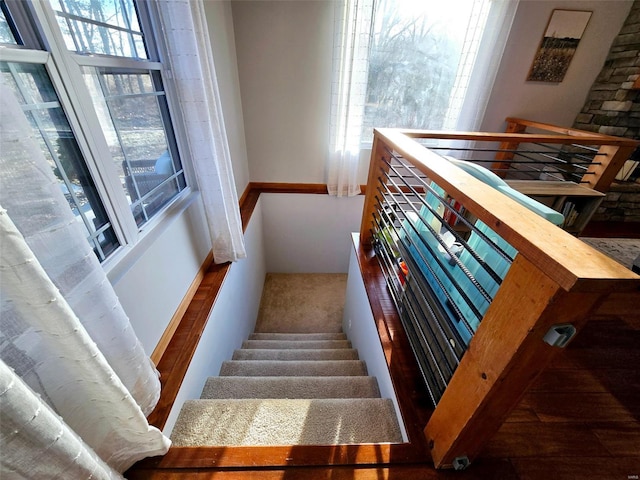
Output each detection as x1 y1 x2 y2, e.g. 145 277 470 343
0 0 193 269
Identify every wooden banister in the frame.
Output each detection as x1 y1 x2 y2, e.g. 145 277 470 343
360 126 640 469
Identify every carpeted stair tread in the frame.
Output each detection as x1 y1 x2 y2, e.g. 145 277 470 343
242 339 351 350
170 398 403 446
249 332 347 341
219 360 367 377
200 376 381 399
232 348 359 361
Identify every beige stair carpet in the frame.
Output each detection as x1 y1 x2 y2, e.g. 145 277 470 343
171 398 401 446
170 275 403 447
200 376 381 399
255 273 347 333
219 359 368 377
232 348 359 361
242 339 352 350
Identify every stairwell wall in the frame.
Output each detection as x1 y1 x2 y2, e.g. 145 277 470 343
343 243 408 441
163 199 267 434
260 193 365 273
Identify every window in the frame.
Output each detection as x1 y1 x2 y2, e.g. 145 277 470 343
0 3 17 44
82 68 185 226
1 61 120 260
361 0 514 144
0 0 186 261
50 0 146 58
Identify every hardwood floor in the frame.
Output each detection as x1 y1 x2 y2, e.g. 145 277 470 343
483 299 640 480
126 187 640 479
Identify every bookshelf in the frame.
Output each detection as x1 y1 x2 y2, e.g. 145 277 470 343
506 180 605 235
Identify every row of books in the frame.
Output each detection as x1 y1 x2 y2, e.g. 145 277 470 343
561 201 581 228
442 196 466 227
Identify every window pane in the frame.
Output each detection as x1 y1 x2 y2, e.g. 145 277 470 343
83 67 186 227
1 61 120 261
362 0 479 143
0 3 18 44
49 0 147 58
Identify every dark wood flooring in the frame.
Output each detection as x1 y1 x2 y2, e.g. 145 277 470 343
482 292 640 479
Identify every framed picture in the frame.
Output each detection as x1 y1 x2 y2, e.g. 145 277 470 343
527 9 592 83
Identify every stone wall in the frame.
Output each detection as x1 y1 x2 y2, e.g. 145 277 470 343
572 0 640 222
573 1 640 138
596 181 640 222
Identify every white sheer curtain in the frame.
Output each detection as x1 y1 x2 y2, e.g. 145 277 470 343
329 0 518 169
328 0 374 197
0 86 170 476
0 361 122 479
156 0 246 263
444 0 519 132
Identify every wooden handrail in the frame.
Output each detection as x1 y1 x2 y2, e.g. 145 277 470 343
382 119 639 192
360 126 640 469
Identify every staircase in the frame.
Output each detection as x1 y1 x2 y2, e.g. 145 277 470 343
170 331 403 446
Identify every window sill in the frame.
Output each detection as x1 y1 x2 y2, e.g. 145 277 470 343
104 188 201 284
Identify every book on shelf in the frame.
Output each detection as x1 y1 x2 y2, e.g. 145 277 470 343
561 201 580 228
443 197 465 226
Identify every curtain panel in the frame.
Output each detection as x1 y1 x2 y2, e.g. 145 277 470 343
328 0 518 177
156 0 246 263
327 0 375 197
0 85 170 477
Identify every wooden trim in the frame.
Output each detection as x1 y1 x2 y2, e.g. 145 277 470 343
126 463 517 480
150 251 214 365
249 182 329 194
147 260 232 430
249 182 368 195
491 119 526 176
133 443 423 470
586 144 638 192
360 134 391 246
394 130 636 146
505 117 639 143
237 182 252 210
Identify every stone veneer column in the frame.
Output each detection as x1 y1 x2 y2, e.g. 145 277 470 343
573 1 640 138
572 0 640 223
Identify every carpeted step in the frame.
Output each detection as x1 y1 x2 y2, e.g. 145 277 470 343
219 360 367 377
249 332 347 341
242 339 351 350
171 398 403 446
232 348 359 361
200 376 381 399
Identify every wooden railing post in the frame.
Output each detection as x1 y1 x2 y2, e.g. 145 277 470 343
424 254 610 469
360 131 392 246
584 143 637 192
490 119 527 177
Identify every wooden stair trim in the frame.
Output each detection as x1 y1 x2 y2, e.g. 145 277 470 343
132 184 433 475
133 443 422 470
150 251 214 366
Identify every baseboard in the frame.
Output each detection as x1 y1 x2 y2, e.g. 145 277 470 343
150 250 214 365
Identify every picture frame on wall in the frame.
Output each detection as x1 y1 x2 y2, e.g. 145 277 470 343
527 9 592 83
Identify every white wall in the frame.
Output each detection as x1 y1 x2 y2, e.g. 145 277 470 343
231 0 633 186
163 199 267 434
481 0 634 132
343 243 407 441
110 195 211 354
260 193 364 273
232 0 334 184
